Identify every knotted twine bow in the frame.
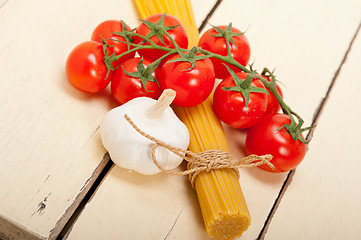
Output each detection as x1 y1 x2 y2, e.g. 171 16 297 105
124 114 274 188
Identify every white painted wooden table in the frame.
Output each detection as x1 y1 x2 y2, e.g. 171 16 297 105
0 0 360 239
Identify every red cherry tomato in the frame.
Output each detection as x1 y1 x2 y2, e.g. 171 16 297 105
198 25 251 79
262 76 283 114
111 57 161 105
91 20 135 68
134 14 188 61
158 54 215 107
213 72 268 129
245 113 307 173
66 41 111 93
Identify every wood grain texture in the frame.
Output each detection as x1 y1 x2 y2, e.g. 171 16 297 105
67 165 212 240
0 0 138 238
264 22 361 240
206 0 361 239
67 0 360 239
2 0 360 239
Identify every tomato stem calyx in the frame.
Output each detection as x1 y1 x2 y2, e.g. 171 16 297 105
279 114 314 144
122 57 159 92
222 65 268 107
139 13 180 46
210 23 244 47
111 20 134 50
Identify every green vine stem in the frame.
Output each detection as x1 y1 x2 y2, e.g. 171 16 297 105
103 16 313 143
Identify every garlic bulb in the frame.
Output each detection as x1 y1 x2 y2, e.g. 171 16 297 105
100 89 190 175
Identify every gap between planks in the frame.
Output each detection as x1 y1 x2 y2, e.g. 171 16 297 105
198 0 223 32
257 20 361 240
49 153 113 240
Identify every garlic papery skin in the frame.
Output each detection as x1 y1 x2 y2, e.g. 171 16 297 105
100 90 190 175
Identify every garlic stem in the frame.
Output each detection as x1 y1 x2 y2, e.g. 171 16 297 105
147 89 176 118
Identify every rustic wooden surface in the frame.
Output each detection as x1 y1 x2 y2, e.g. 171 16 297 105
0 0 138 239
208 1 361 239
1 0 361 239
265 23 361 240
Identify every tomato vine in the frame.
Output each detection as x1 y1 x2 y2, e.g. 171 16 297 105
102 14 313 143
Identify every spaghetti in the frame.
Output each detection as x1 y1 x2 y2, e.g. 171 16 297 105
133 1 252 239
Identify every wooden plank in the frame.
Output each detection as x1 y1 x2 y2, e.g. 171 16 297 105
0 0 139 239
0 214 43 240
205 1 361 239
67 165 212 240
65 0 361 240
264 23 361 239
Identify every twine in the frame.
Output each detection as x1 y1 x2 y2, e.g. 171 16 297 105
124 114 274 188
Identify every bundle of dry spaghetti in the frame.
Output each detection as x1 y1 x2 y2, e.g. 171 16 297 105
134 0 252 239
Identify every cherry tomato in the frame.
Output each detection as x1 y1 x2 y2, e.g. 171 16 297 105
245 113 307 173
111 57 161 105
91 20 135 68
198 25 251 79
158 54 215 107
66 41 111 93
133 14 188 61
262 76 283 114
213 72 268 129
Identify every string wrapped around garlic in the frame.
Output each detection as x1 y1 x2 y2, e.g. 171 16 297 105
100 89 190 175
